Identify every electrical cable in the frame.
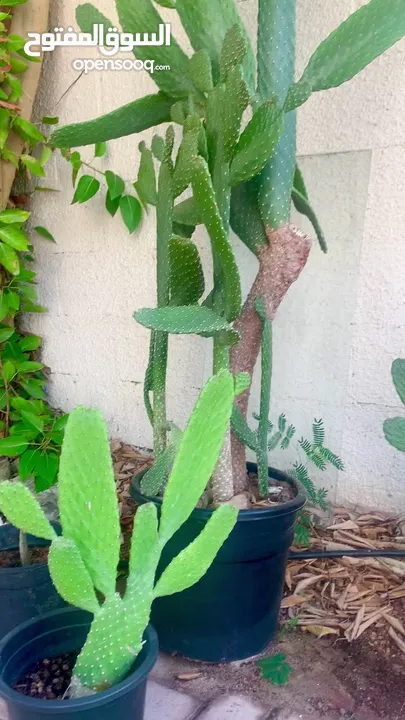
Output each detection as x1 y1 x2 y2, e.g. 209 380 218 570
289 548 405 560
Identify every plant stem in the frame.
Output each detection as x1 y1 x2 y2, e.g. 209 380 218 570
19 530 30 566
255 297 273 497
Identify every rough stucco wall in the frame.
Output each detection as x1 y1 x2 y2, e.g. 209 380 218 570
27 0 405 511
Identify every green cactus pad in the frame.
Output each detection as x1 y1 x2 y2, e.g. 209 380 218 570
154 504 237 597
48 537 100 615
74 593 145 690
125 504 159 610
58 407 120 598
0 481 56 540
159 370 234 545
230 101 283 187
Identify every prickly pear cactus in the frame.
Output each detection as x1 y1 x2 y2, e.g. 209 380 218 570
0 370 238 694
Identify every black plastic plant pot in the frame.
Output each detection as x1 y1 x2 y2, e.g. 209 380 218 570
131 463 306 663
0 524 65 641
0 607 158 720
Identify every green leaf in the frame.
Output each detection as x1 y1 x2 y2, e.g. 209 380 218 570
384 418 405 452
292 188 327 253
230 100 283 186
17 361 44 372
94 141 106 158
40 146 52 167
105 170 125 201
258 653 293 686
3 360 15 381
0 325 13 342
155 504 237 597
49 536 100 614
0 242 19 275
169 236 205 306
42 116 59 125
285 0 405 112
58 406 120 597
0 294 9 322
51 93 173 148
20 379 45 400
13 117 45 143
0 208 30 224
0 225 29 251
0 481 56 539
105 191 120 217
159 370 235 545
0 0 29 5
72 175 100 204
191 156 241 321
19 447 40 481
35 452 59 491
392 359 405 405
20 410 44 433
134 142 157 207
294 165 308 199
120 195 142 234
0 435 28 457
189 50 213 93
154 0 176 7
135 305 233 336
34 226 56 242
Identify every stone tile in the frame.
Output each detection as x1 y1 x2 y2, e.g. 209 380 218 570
146 680 203 720
196 694 267 720
0 698 7 720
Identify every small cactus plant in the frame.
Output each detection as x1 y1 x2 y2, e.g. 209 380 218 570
384 360 405 453
0 370 239 696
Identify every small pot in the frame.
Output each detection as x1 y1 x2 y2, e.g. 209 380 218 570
0 607 158 719
131 463 306 662
0 524 65 640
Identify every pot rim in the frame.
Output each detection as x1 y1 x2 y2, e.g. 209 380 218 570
131 463 307 521
0 607 158 712
0 524 55 575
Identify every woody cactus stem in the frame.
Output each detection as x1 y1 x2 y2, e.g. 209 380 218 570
254 297 273 498
230 0 301 491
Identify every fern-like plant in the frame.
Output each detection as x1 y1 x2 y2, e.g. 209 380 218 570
50 0 405 503
0 370 239 696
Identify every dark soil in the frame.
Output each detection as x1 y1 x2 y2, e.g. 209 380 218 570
249 472 296 506
0 546 49 569
13 653 76 700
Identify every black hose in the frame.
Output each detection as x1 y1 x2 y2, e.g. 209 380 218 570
289 548 405 560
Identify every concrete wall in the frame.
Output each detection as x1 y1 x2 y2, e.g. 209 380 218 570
27 0 405 511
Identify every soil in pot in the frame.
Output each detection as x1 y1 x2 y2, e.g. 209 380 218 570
0 547 49 569
13 652 76 700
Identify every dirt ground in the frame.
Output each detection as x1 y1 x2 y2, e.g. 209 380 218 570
151 623 405 720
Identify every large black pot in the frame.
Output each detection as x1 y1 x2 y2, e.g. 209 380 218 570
131 463 306 662
0 607 158 719
0 525 65 641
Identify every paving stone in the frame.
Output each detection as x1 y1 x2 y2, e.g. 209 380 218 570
0 698 7 720
196 694 267 720
146 680 203 720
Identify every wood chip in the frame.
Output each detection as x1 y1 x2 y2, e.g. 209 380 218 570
280 595 308 608
177 673 203 681
384 614 405 636
388 627 405 655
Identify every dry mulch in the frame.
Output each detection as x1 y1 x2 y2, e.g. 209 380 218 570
110 440 152 560
283 506 405 664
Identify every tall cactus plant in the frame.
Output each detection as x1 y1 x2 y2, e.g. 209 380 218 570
0 371 239 695
51 0 405 502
